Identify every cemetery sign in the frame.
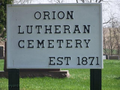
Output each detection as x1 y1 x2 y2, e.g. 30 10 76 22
7 4 103 69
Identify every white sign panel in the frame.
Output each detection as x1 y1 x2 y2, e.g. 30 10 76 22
7 4 103 69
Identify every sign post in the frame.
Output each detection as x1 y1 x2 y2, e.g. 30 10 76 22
8 69 19 90
90 69 102 90
7 4 103 90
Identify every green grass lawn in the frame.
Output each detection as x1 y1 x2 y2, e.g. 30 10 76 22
0 59 4 71
0 60 120 90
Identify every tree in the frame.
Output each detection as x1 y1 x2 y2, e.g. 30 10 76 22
104 16 120 55
48 0 104 3
13 0 33 4
0 0 12 39
103 28 107 54
48 0 63 3
76 0 103 3
114 28 120 55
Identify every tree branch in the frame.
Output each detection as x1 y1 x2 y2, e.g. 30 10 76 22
76 0 78 3
103 18 112 25
81 0 84 3
90 0 92 3
98 0 103 3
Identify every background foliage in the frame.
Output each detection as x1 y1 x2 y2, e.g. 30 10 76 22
0 0 12 38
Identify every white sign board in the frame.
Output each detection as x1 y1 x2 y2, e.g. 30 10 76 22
7 4 103 69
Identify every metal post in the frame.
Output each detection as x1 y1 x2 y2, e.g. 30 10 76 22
8 69 19 90
90 69 102 90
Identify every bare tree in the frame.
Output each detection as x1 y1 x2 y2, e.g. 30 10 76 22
76 0 79 3
114 28 120 55
78 0 103 3
105 16 120 55
13 0 33 4
108 28 116 55
48 0 63 3
103 28 107 54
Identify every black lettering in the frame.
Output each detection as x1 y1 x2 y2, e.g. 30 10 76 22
73 25 81 33
43 11 50 20
64 25 71 33
83 25 90 33
64 57 71 65
75 39 82 48
52 11 56 20
66 39 72 48
82 57 88 65
34 11 41 20
18 26 24 34
84 39 90 48
26 25 33 34
57 39 64 48
28 40 34 48
66 11 74 19
57 57 63 65
54 25 61 34
89 57 94 65
49 57 55 65
48 40 54 48
77 57 81 65
18 40 24 48
96 57 99 65
37 40 45 48
58 11 65 19
36 25 42 34
45 25 52 34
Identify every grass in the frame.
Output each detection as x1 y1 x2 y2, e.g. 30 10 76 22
0 59 120 90
102 60 120 90
0 59 4 71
